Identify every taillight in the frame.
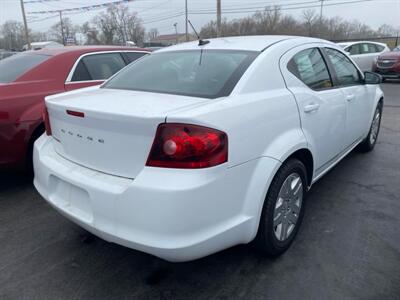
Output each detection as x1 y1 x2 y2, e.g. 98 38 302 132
42 106 52 136
146 123 228 169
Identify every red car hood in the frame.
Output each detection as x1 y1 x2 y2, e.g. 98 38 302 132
378 51 400 60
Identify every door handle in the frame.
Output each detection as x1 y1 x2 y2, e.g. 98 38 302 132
304 103 320 113
346 94 355 102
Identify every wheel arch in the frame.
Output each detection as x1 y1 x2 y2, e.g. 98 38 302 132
284 148 314 187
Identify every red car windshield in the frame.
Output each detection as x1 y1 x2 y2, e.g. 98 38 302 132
0 53 50 83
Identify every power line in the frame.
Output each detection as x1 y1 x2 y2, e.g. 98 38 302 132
189 0 375 15
24 0 61 3
26 0 135 14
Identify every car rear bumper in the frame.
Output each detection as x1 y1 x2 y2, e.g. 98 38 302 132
33 135 280 262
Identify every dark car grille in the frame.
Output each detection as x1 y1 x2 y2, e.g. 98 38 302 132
377 60 397 68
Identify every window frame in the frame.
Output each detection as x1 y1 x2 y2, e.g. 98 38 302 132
321 47 364 88
287 47 335 92
65 50 150 84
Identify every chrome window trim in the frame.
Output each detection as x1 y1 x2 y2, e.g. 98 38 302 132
65 50 150 84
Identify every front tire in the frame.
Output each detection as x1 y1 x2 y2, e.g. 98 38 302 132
255 159 307 257
359 103 382 152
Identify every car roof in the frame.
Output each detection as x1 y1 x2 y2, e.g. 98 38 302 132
338 41 387 47
24 45 150 56
157 35 325 52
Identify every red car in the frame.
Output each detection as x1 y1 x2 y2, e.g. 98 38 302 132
372 45 400 80
0 46 149 171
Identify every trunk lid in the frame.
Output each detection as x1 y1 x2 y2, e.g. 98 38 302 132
46 87 206 178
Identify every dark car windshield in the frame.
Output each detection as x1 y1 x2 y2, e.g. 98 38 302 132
0 53 50 83
104 50 258 99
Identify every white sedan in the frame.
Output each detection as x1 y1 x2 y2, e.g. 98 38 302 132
338 41 390 72
34 36 384 262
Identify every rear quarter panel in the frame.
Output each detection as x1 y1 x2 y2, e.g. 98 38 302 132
166 44 307 168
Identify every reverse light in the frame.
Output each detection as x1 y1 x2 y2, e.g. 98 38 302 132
42 106 52 136
146 123 228 169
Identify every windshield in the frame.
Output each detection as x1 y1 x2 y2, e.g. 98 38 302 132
394 46 400 52
0 53 50 83
104 50 258 99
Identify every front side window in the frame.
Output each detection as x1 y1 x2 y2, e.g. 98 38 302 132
345 44 361 55
325 48 361 86
0 53 50 83
288 48 332 90
324 48 361 86
104 50 258 99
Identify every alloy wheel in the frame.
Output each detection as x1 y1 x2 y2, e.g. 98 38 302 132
369 108 381 145
273 173 303 242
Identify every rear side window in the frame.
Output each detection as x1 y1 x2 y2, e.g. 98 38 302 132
375 44 385 52
71 60 91 81
124 52 148 63
288 48 332 90
360 43 379 54
324 48 361 86
0 53 50 83
71 53 126 82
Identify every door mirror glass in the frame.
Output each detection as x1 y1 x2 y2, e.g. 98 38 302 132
364 71 382 84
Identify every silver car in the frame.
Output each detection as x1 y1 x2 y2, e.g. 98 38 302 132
338 41 390 72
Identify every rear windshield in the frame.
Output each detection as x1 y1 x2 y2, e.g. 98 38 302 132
0 53 50 83
104 50 258 99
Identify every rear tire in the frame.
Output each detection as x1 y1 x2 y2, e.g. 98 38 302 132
255 159 307 257
359 103 382 153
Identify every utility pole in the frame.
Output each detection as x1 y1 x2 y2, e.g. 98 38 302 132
174 23 178 44
20 0 31 50
319 0 324 23
217 0 221 37
59 10 65 46
185 0 188 41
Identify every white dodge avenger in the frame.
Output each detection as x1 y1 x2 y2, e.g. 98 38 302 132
34 36 383 262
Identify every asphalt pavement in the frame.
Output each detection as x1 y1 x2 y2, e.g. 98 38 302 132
0 83 399 300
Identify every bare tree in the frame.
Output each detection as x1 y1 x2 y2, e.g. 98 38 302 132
50 17 78 43
80 22 101 45
302 9 318 37
92 11 118 45
1 21 26 50
254 6 282 34
146 28 159 41
125 13 145 45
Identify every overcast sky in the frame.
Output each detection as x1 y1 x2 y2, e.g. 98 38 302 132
1 0 399 35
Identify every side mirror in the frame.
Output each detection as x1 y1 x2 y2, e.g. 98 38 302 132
364 71 382 84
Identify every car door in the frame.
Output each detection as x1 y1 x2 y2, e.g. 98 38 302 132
323 47 371 148
280 45 347 175
64 52 127 91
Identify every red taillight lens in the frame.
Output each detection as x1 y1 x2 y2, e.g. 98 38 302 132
146 123 228 169
42 106 52 136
